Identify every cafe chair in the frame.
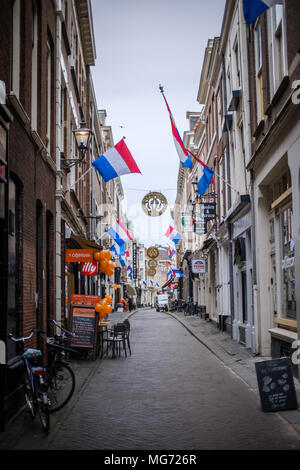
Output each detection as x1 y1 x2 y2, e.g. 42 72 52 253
123 319 131 355
104 324 128 358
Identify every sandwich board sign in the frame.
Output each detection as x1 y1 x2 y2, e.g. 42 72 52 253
255 357 298 412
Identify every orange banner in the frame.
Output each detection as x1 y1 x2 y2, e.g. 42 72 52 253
71 294 101 305
66 249 93 263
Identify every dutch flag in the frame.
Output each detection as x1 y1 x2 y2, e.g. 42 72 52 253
92 138 141 182
164 226 181 245
161 90 192 170
108 220 133 247
243 0 283 24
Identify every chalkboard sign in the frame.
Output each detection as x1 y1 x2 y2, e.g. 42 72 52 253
70 305 98 360
255 357 298 412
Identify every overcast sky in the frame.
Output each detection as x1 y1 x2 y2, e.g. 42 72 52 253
90 0 225 247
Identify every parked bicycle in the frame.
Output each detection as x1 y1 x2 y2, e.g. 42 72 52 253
183 299 194 316
8 329 50 434
41 319 76 413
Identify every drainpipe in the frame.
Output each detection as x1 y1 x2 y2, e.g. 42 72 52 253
55 0 63 325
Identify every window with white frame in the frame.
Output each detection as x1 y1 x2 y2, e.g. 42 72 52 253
267 5 287 97
254 21 264 123
233 38 241 89
216 88 222 140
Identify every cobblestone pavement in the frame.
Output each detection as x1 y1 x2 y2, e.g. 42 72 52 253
2 308 300 450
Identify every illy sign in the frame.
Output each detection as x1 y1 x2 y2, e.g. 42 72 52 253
81 261 98 276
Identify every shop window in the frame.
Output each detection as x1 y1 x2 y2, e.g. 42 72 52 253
234 237 246 264
280 206 295 319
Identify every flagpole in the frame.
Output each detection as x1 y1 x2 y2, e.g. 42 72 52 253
159 84 239 195
188 151 239 195
65 166 93 193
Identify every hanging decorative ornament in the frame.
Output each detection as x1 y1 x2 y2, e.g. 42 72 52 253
148 268 156 276
147 246 159 259
148 259 158 268
142 192 167 217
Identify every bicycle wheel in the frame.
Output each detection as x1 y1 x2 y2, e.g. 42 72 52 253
23 371 36 417
35 380 50 434
47 362 75 413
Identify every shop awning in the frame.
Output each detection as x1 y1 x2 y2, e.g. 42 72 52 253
68 234 103 253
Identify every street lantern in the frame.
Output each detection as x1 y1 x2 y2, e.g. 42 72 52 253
73 121 93 158
62 121 93 169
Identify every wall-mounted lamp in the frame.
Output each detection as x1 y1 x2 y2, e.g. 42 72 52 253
62 121 93 168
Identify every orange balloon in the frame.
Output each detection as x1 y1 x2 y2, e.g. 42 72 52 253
102 250 111 261
100 260 109 272
94 252 102 262
95 302 102 313
106 295 112 304
99 310 106 320
100 299 107 305
106 269 114 277
98 250 111 261
108 260 115 270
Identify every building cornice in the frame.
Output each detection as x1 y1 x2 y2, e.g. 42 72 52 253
75 0 96 66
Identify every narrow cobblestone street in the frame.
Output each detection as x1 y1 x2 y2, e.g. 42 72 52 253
5 308 300 451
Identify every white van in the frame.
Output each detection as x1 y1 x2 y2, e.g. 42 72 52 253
156 294 169 312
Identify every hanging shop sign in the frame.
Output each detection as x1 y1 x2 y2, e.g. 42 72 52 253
148 268 156 276
192 259 206 274
81 261 98 276
147 246 159 259
132 242 137 279
142 192 168 217
194 219 207 235
66 249 93 263
200 203 216 222
181 213 194 233
148 259 158 268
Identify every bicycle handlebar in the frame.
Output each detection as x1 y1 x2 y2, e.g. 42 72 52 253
8 328 45 342
47 319 75 337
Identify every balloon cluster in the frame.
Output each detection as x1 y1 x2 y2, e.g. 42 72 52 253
94 250 115 276
95 294 113 320
113 284 119 291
